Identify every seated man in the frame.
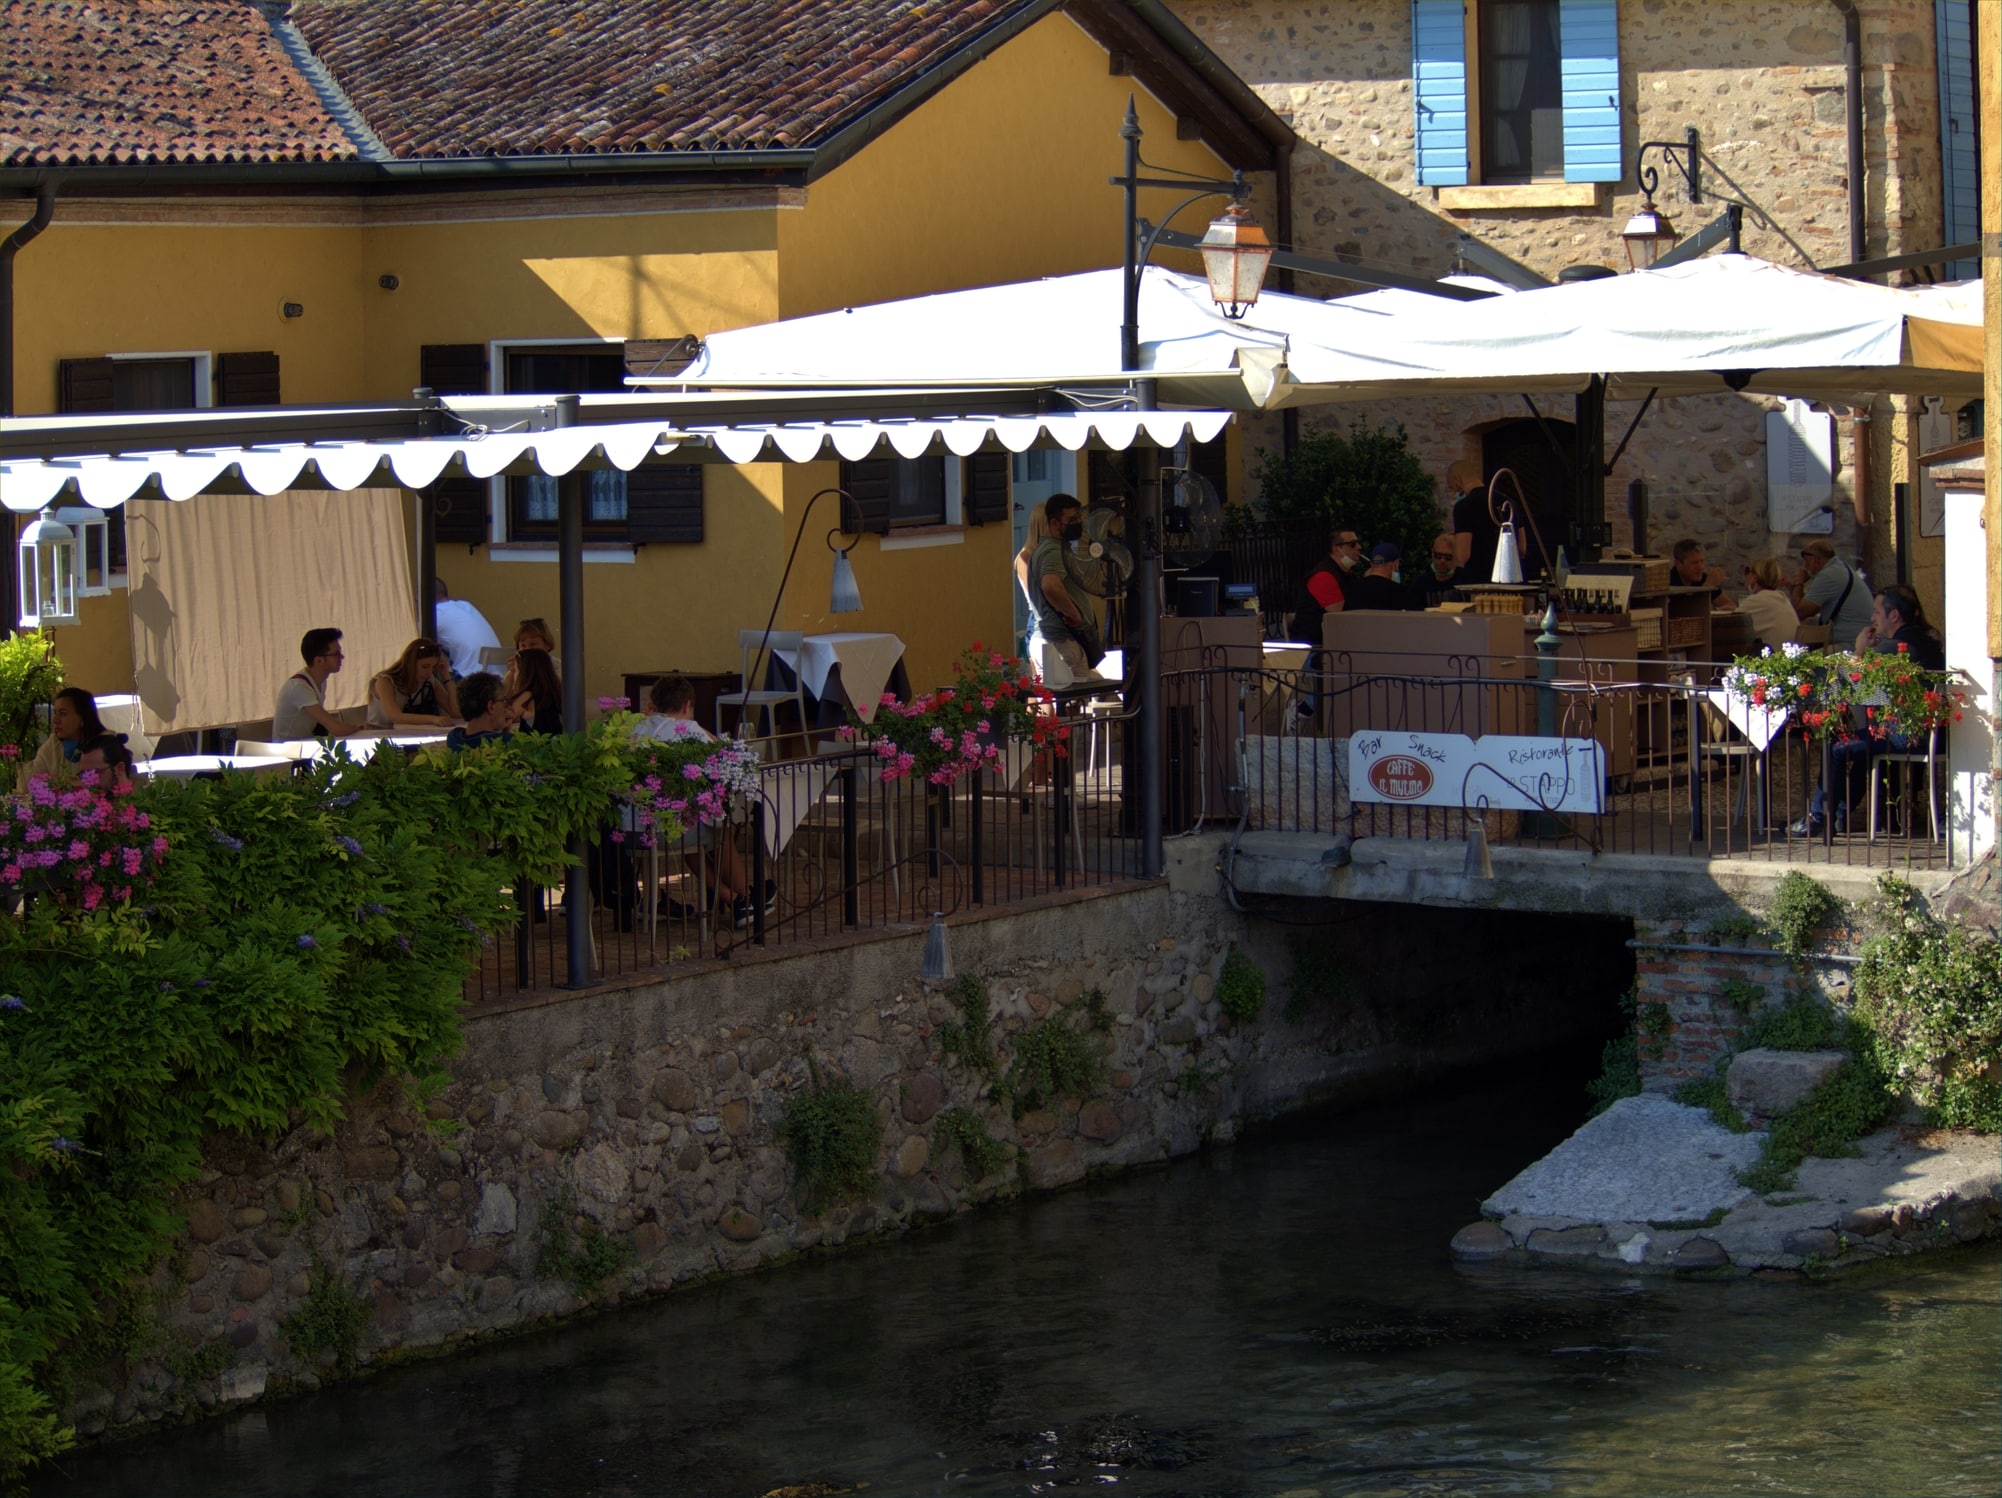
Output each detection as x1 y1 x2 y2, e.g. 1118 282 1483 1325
1289 526 1362 639
1341 543 1421 611
274 627 355 739
1672 539 1735 611
1793 537 1871 642
1794 584 1946 835
433 578 501 678
1029 493 1104 689
1416 531 1462 608
445 671 516 749
74 731 135 789
633 675 716 744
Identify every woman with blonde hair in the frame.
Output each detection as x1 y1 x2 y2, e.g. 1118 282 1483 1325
366 638 459 728
1738 557 1801 648
515 617 556 655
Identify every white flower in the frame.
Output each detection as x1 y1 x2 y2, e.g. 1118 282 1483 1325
1781 641 1809 659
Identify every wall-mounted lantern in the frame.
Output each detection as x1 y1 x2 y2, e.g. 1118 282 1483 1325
16 510 78 628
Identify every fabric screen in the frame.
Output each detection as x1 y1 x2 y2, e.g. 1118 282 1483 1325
125 488 416 736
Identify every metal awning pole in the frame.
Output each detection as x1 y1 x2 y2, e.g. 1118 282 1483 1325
555 397 590 988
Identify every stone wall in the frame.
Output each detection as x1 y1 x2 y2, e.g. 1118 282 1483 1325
72 847 1633 1440
1170 0 1960 612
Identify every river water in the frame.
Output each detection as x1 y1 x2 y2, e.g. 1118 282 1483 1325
33 1057 2000 1498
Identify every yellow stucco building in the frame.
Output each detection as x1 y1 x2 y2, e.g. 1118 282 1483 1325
4 0 1291 713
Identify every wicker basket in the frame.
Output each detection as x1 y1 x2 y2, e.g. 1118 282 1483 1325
1631 608 1664 652
1664 616 1706 649
1598 555 1673 594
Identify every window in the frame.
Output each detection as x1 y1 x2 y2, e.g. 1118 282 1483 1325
1412 0 1620 189
840 454 1009 532
504 346 632 540
1480 1 1563 183
56 350 271 570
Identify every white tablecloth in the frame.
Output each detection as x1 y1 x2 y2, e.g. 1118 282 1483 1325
754 760 840 855
135 755 290 780
1705 688 1790 751
234 732 448 764
776 632 906 723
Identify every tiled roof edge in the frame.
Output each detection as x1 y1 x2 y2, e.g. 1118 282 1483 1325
258 1 392 163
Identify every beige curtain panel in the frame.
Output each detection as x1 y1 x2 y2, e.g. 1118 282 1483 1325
125 488 416 737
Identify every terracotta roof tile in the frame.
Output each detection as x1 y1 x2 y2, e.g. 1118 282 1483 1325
1 0 358 166
290 0 1011 158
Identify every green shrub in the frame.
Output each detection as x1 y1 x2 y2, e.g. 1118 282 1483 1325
1672 1076 1748 1132
1214 949 1266 1023
1853 875 2002 1131
0 716 674 1475
999 993 1109 1118
1740 994 1843 1052
0 630 64 763
775 1068 883 1209
1250 420 1442 567
938 975 997 1077
1718 978 1765 1014
536 1197 634 1295
280 1251 370 1376
1767 871 1843 964
934 1106 1010 1179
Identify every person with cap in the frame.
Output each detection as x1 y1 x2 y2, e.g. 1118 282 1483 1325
1342 542 1421 612
1793 538 1871 643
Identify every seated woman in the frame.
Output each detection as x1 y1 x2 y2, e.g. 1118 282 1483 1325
366 638 460 729
515 617 556 656
1737 558 1801 649
17 686 107 791
503 648 564 735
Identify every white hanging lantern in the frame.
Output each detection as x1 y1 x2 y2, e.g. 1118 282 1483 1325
17 510 79 628
1197 203 1274 320
53 506 114 598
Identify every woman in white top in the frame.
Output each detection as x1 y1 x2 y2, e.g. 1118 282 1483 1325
366 638 460 729
1737 558 1802 649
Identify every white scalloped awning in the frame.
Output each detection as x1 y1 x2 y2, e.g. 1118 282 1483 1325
1 409 1233 512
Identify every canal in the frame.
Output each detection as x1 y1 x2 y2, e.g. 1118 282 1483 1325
32 1047 2000 1497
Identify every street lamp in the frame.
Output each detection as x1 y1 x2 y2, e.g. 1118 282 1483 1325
1624 127 1701 271
1620 196 1679 272
16 509 78 628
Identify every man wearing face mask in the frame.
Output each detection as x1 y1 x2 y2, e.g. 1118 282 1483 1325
1028 493 1104 688
1289 526 1363 640
1343 542 1421 611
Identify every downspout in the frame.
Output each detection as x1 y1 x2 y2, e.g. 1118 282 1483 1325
1 182 56 417
1274 138 1298 460
1833 0 1866 266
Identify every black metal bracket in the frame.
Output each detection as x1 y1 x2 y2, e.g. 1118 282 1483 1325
1635 126 1702 205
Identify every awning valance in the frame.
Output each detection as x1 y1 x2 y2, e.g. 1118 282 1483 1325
1 408 1233 512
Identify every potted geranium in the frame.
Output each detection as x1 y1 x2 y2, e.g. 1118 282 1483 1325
845 644 1068 784
1725 642 1965 743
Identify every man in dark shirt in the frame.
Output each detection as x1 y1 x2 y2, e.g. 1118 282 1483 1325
1415 530 1461 608
1795 584 1946 833
1447 459 1502 584
1289 526 1363 640
1343 543 1421 612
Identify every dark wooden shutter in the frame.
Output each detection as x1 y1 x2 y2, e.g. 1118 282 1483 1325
431 479 489 546
963 452 1009 525
839 458 894 535
214 351 280 406
57 357 116 412
625 463 704 543
419 343 488 396
623 336 701 381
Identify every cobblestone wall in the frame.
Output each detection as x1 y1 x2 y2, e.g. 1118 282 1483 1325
75 869 1626 1440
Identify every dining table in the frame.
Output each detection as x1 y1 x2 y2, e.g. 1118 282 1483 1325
767 631 910 732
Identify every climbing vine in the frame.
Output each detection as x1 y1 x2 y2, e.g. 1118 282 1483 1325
774 1066 883 1210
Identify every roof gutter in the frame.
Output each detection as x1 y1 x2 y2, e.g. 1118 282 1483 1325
0 149 818 193
2 181 56 418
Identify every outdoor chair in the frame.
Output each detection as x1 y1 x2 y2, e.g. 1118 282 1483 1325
715 629 807 744
477 645 513 669
1867 737 1943 842
1696 701 1770 842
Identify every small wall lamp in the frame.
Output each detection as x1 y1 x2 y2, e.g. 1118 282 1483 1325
281 301 305 319
378 274 400 291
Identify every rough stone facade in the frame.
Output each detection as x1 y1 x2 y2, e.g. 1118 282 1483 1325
73 856 1630 1442
1171 0 1965 615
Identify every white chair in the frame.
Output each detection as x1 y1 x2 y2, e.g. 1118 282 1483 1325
1867 739 1942 842
715 629 807 742
477 645 513 669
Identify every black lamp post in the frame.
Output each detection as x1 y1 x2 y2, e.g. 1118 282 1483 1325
1110 101 1273 877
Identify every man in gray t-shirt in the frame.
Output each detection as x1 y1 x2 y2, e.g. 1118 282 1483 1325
1795 539 1870 643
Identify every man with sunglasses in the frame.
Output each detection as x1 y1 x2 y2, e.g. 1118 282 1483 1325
1793 538 1871 644
1290 527 1363 641
1418 530 1463 607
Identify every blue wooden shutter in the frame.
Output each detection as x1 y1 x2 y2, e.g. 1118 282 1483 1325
1559 0 1621 182
1412 0 1469 186
1936 1 1978 280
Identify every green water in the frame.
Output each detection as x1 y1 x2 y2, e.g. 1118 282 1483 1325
31 1066 2000 1497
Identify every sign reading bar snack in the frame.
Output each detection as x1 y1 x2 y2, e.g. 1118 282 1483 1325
1350 731 1605 814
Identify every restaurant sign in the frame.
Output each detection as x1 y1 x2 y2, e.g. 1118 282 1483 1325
1349 731 1605 814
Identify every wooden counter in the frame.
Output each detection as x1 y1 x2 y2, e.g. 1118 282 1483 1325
1315 610 1528 739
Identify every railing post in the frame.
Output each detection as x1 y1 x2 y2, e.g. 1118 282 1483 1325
1052 743 1071 890
841 763 859 928
1686 683 1705 847
970 770 984 906
750 822 766 944
1531 601 1563 839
